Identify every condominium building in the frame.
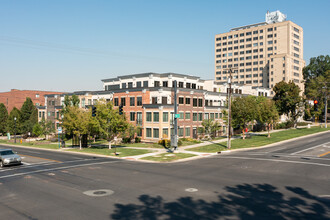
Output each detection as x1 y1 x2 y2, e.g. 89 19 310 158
215 11 305 95
43 72 270 141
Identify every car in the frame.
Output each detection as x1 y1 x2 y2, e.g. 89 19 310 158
0 149 22 167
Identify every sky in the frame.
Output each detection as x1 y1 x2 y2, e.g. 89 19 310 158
0 0 329 93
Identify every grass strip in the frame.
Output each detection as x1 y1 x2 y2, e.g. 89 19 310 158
188 127 330 153
68 147 152 157
141 152 196 162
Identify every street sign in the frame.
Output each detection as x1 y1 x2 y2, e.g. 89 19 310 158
57 127 62 134
174 114 180 119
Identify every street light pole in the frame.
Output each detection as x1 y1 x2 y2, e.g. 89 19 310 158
227 71 232 149
324 86 328 128
14 117 17 143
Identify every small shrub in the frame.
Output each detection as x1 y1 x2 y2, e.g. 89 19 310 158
135 137 141 143
50 138 58 142
297 122 311 126
178 139 183 146
158 139 171 147
122 137 131 144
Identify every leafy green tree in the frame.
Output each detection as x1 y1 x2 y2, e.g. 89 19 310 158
232 96 257 139
93 100 129 149
0 103 8 135
303 55 330 82
273 81 303 128
32 123 43 137
202 119 220 138
39 118 54 139
62 106 90 149
256 97 279 138
8 107 22 135
20 97 38 134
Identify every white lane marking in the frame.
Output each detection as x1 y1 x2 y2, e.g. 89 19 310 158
20 151 42 154
0 158 104 173
185 188 198 192
290 142 330 155
221 156 330 167
0 161 119 179
270 154 330 161
22 162 31 165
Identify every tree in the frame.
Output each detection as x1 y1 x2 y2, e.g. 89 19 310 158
39 118 54 139
20 97 38 134
303 55 330 121
32 123 43 137
273 81 303 128
0 103 8 135
93 100 129 149
62 106 90 149
256 97 279 138
7 107 22 135
231 96 257 139
202 119 221 138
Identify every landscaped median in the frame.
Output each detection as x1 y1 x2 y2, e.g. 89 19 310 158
67 147 153 158
140 152 197 162
187 127 330 153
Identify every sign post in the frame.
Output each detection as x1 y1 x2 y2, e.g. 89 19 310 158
57 127 62 148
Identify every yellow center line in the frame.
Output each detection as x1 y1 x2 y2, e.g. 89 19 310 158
318 151 330 157
19 154 61 163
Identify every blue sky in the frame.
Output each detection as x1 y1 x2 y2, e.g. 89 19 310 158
0 0 329 92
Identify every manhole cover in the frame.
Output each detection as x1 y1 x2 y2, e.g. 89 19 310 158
83 189 114 197
185 188 198 192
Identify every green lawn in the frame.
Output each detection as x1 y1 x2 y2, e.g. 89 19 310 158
141 152 196 162
68 147 152 157
189 127 330 153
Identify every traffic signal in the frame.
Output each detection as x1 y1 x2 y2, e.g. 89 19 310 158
92 106 97 117
119 105 123 115
314 100 318 111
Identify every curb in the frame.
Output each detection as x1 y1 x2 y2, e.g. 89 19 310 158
218 130 330 154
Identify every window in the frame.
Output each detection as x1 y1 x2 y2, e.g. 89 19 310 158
268 40 273 44
294 34 299 39
153 128 159 138
163 128 169 138
259 30 263 33
128 82 133 88
130 97 135 106
294 47 299 52
185 112 190 119
179 97 184 104
267 34 273 38
193 98 198 107
293 40 299 46
215 113 218 119
246 32 251 36
163 81 168 87
198 113 203 121
198 99 203 107
267 28 273 32
121 97 126 106
146 112 152 122
240 33 244 37
185 127 190 137
137 81 142 88
146 128 152 138
246 38 252 42
163 112 168 122
137 97 142 106
153 112 159 122
240 45 244 49
216 37 221 41
253 43 258 47
193 113 197 121
143 81 148 87
210 113 214 119
204 113 209 120
130 112 135 121
122 83 126 89
178 128 184 137
152 97 157 104
114 98 119 106
294 59 299 64
294 53 299 58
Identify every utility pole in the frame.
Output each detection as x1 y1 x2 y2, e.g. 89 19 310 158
173 80 178 150
225 68 237 150
324 86 328 128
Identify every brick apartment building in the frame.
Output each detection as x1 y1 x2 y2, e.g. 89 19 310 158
0 89 63 113
44 72 270 142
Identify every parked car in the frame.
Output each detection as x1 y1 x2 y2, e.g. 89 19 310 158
0 149 22 167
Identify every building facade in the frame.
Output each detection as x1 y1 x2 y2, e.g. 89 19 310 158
215 11 305 95
0 89 63 113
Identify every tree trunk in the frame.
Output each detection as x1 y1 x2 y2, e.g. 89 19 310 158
268 124 270 138
79 136 82 150
108 140 112 149
93 135 96 143
242 129 245 139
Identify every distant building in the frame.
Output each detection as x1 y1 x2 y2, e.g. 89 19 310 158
215 11 305 95
44 72 270 141
0 89 63 113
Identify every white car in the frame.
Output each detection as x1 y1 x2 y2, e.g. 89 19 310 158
0 149 22 167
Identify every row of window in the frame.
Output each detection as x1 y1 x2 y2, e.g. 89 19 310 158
143 112 224 123
216 29 269 41
216 50 267 58
146 126 210 138
217 58 265 64
114 97 143 106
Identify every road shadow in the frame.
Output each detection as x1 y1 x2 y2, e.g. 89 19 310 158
110 183 330 220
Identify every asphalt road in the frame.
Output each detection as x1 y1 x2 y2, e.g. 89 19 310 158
0 132 329 220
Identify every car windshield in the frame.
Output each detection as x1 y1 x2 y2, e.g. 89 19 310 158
0 150 15 156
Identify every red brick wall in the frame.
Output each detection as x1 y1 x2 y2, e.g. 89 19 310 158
0 89 63 113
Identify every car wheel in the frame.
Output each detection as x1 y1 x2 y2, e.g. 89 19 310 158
0 161 3 168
